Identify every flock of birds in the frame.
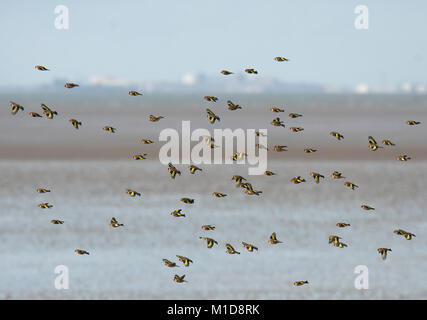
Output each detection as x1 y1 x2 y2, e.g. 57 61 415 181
8 59 421 287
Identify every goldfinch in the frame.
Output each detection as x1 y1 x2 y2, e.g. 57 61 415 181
126 189 141 197
171 209 185 217
110 217 124 227
168 163 181 179
188 165 202 174
271 117 285 127
35 65 49 71
176 255 193 267
10 102 24 115
128 91 142 96
378 248 392 260
180 198 194 204
268 232 282 244
64 83 79 88
274 57 289 62
310 172 325 184
102 126 116 133
201 225 215 231
200 237 218 248
69 119 82 129
242 242 258 252
225 243 240 255
163 259 178 267
344 182 358 190
75 249 89 255
245 68 258 74
149 115 164 122
291 176 306 184
330 131 344 140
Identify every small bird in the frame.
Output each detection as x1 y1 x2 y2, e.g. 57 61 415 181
173 274 187 283
50 220 64 224
64 83 79 88
361 205 375 211
40 103 58 119
393 229 416 240
336 223 351 228
29 112 42 117
231 152 247 161
304 148 317 153
310 172 325 184
69 119 82 129
240 182 254 192
227 100 242 110
255 143 269 151
168 163 181 179
37 188 51 193
268 232 282 244
406 120 420 125
396 155 411 161
204 96 218 102
289 113 302 118
10 102 24 115
291 176 306 184
133 154 147 160
212 192 227 198
220 70 233 75
293 281 309 287
128 91 142 96
149 115 164 122
368 136 383 151
328 235 341 245
264 170 276 176
242 242 258 252
200 237 218 248
334 241 348 248
331 171 345 179
378 248 392 260
270 107 284 113
163 259 179 268
141 139 154 144
171 209 185 217
74 249 89 255
231 175 246 186
330 131 344 140
382 140 395 146
255 131 266 137
35 65 49 71
271 117 285 127
102 126 116 133
110 217 124 227
180 198 194 204
176 255 193 267
274 145 287 152
126 189 141 197
344 182 358 190
245 189 263 196
188 165 202 174
38 203 53 209
206 108 220 124
201 225 215 231
369 143 383 151
290 127 304 132
225 243 240 255
245 68 258 74
274 57 289 62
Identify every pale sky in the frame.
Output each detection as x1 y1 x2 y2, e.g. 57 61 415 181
0 0 426 89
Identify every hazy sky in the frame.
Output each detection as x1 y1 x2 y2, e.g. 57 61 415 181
1 0 426 89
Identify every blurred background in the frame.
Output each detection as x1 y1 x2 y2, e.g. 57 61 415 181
0 0 426 299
